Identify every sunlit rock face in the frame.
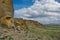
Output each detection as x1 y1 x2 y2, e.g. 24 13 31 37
14 18 42 30
0 0 14 18
0 16 14 28
0 0 14 28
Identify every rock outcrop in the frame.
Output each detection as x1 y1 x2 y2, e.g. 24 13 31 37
0 0 14 28
0 0 14 18
14 18 42 30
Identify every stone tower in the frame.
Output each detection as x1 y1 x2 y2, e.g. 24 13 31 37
0 0 14 18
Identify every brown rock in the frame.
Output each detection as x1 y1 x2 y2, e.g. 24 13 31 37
14 18 42 30
0 0 14 18
0 0 14 28
0 16 14 28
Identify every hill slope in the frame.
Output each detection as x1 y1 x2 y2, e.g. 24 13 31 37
0 18 60 40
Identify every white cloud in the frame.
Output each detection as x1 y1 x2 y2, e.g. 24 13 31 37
14 0 60 24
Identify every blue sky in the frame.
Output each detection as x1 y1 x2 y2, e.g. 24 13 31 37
55 0 60 3
13 0 35 10
13 0 60 24
13 0 60 10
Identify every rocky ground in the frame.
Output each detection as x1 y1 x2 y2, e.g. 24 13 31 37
0 18 60 40
0 27 40 40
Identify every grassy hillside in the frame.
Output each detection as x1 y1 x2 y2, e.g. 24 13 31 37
26 25 60 40
0 18 60 40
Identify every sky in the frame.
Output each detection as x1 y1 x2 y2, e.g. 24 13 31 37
13 0 60 24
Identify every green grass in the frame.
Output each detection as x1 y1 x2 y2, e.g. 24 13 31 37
27 25 60 37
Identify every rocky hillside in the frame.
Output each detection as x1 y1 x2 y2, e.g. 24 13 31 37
14 18 42 30
0 18 60 40
0 18 42 40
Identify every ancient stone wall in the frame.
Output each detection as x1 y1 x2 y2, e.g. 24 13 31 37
0 0 14 18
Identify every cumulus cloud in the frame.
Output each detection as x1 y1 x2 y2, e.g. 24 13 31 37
14 0 60 24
